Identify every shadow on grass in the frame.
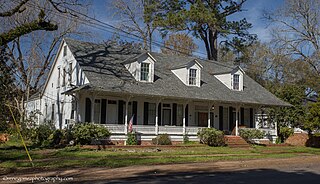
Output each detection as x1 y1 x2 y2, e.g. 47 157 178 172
75 168 320 184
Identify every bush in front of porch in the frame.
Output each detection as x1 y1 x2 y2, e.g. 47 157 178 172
197 128 225 147
239 129 265 143
152 134 172 145
72 123 111 145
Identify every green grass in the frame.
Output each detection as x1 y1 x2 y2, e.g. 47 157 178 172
1 135 320 170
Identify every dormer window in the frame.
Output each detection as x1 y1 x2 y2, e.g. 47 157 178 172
63 45 67 57
233 74 240 90
140 63 150 81
189 69 197 85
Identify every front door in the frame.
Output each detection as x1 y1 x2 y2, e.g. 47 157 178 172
198 112 208 127
163 109 171 125
107 100 117 124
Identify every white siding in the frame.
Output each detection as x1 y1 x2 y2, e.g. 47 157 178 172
171 61 202 87
125 54 155 82
36 40 89 128
214 68 244 91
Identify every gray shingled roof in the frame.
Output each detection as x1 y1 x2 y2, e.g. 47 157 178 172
65 38 290 107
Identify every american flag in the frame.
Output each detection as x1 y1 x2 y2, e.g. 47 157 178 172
128 114 134 133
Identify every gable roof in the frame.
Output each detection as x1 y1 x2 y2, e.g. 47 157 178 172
64 38 290 107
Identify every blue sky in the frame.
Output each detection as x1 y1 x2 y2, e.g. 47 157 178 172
86 0 285 57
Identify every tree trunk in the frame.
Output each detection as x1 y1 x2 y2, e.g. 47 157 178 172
208 28 218 61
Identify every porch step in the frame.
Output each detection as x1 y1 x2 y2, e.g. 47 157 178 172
224 136 250 148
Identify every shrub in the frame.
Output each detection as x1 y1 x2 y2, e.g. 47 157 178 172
278 127 294 143
0 121 9 133
239 129 265 141
197 128 225 147
183 134 190 144
152 134 172 145
47 129 64 146
126 132 138 145
30 124 55 145
72 123 111 145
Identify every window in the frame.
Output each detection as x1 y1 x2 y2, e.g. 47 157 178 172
148 103 156 125
63 45 67 57
62 68 66 87
189 69 197 85
233 74 240 90
57 67 61 88
68 62 72 85
51 104 55 121
140 63 150 81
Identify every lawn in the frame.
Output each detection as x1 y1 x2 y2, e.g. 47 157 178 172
1 135 320 172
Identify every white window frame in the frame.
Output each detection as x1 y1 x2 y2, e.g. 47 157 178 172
189 69 197 86
140 63 150 81
233 74 240 90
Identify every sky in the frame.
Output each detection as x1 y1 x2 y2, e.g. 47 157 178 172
85 0 285 57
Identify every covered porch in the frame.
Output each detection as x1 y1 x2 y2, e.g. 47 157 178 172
67 90 277 141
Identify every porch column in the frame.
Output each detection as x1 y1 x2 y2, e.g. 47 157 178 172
75 93 79 123
235 106 239 136
124 96 131 135
91 96 95 123
183 103 186 134
207 102 213 128
155 99 161 135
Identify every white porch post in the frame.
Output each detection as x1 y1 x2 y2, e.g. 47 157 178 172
235 106 239 136
75 93 79 123
155 99 161 135
124 96 131 135
183 103 187 134
208 102 212 128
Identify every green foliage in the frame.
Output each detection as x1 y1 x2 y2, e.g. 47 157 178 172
183 134 190 144
304 100 320 133
0 121 10 133
126 132 138 145
72 123 111 145
27 124 55 146
150 0 256 60
197 128 225 147
269 84 306 128
239 129 265 141
152 134 172 145
278 127 294 143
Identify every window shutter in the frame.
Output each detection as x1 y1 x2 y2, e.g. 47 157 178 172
158 103 162 125
241 108 244 126
100 99 107 124
172 103 177 126
118 100 124 124
185 104 189 126
143 102 149 125
85 98 91 122
229 107 233 131
250 108 254 128
132 101 138 125
219 106 223 131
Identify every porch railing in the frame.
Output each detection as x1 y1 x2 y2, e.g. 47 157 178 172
158 126 183 134
104 124 125 134
102 124 202 135
240 127 277 136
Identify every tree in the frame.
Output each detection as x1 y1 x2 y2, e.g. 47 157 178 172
161 33 198 56
151 0 256 61
266 0 320 93
304 99 320 133
0 0 89 123
269 85 306 129
112 0 158 51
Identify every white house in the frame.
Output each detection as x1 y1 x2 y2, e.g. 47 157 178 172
26 38 291 142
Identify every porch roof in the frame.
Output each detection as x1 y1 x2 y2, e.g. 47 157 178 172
64 38 291 107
